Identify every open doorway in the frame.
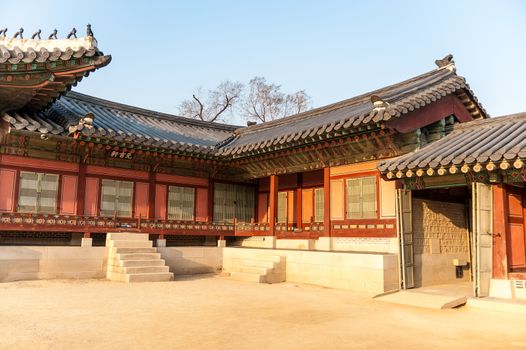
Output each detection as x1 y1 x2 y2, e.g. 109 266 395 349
410 186 472 288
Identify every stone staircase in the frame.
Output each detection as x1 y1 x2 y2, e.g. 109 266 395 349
106 232 174 283
227 254 286 284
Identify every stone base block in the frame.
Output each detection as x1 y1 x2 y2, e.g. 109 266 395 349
316 237 333 251
81 238 93 247
489 279 513 299
218 239 226 248
156 239 166 247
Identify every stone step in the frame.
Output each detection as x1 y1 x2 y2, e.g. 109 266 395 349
108 259 165 270
107 240 153 248
126 272 174 283
109 265 169 274
111 247 157 254
116 253 161 261
230 271 266 283
123 266 170 274
244 255 284 263
242 259 277 268
238 265 270 275
106 232 150 241
118 259 166 267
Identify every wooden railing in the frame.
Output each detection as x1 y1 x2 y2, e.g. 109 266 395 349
0 212 234 236
0 213 397 238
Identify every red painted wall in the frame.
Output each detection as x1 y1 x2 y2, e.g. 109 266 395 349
60 175 78 215
258 193 269 223
0 168 16 212
134 182 149 218
0 154 78 172
155 184 167 220
278 173 298 190
195 187 208 222
302 170 323 187
84 177 99 216
86 165 149 180
155 173 208 187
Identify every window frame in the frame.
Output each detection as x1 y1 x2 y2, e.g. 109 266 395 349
17 171 60 214
300 186 324 225
167 185 196 221
99 179 134 218
329 171 380 222
213 182 256 224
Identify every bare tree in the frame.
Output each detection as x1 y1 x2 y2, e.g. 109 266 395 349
179 81 243 123
180 77 311 124
242 77 311 123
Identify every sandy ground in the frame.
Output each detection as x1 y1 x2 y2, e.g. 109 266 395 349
0 275 525 350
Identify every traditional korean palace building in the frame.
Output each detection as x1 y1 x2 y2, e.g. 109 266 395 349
1 30 524 299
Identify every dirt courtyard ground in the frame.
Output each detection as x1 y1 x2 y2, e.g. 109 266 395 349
0 275 525 350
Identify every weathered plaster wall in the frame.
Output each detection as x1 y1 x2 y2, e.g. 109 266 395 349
412 198 471 287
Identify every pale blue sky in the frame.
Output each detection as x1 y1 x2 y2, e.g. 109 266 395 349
2 1 525 124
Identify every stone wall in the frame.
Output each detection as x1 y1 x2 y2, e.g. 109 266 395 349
412 198 471 286
0 246 223 282
158 247 223 275
236 236 399 254
0 246 107 282
223 247 399 295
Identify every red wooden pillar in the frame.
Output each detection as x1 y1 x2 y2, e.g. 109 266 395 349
148 171 156 219
493 184 509 279
76 163 86 216
269 175 279 236
208 178 214 224
296 173 302 229
323 166 331 237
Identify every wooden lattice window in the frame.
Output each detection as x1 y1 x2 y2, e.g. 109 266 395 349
277 191 288 224
213 183 255 224
100 179 133 217
167 186 195 221
314 188 324 222
346 176 377 219
18 171 59 214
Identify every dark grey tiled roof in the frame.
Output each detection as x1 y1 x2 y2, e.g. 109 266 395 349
378 112 526 176
3 91 238 155
218 64 487 158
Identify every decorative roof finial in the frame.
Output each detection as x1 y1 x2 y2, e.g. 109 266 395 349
435 54 454 68
368 95 391 122
370 95 389 108
86 24 94 37
0 28 7 37
67 27 77 39
13 28 23 39
31 29 41 39
48 29 58 40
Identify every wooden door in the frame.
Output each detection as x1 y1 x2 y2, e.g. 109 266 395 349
397 189 414 289
473 183 493 297
506 186 526 270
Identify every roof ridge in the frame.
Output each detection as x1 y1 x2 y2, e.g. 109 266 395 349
64 91 240 132
233 66 456 136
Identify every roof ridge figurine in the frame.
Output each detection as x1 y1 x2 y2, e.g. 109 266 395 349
13 28 23 39
31 29 41 40
87 24 94 37
48 29 58 40
0 28 7 37
435 54 454 68
67 28 77 39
